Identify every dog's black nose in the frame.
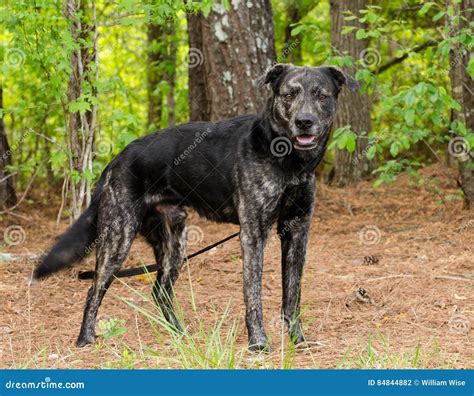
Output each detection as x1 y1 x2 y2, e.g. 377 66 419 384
295 115 315 130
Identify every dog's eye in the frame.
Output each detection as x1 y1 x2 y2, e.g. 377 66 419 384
318 94 328 101
284 93 294 101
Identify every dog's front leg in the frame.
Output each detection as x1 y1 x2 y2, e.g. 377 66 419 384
240 224 271 352
277 181 315 344
235 161 281 352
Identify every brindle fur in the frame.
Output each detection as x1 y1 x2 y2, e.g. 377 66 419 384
34 64 359 351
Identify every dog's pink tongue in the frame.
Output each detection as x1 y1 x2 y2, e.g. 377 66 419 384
295 134 316 145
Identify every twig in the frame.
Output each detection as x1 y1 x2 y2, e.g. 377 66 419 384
0 172 19 184
434 275 473 283
1 210 31 221
56 173 69 225
0 167 40 214
375 40 438 75
26 127 66 149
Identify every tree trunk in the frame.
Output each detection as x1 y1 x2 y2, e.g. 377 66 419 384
449 0 474 209
329 0 375 186
64 0 98 220
147 22 177 129
187 0 276 122
0 87 17 208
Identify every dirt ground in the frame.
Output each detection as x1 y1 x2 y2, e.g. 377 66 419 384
0 164 472 368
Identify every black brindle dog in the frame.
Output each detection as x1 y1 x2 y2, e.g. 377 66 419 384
34 64 359 351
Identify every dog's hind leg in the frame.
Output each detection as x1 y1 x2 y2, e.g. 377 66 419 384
142 205 187 332
77 178 141 347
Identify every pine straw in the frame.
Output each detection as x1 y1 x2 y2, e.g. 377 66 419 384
0 163 472 368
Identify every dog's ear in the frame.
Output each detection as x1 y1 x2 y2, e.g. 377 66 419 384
324 66 360 92
260 63 291 90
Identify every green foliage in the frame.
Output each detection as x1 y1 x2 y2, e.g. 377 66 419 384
329 125 358 153
337 333 449 369
1 0 211 194
98 318 128 340
1 0 473 199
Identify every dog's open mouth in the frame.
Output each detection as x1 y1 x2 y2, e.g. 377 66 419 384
294 134 318 150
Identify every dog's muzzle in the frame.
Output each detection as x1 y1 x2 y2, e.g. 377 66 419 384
293 134 318 150
292 123 330 150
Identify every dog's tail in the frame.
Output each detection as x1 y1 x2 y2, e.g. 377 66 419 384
33 177 106 280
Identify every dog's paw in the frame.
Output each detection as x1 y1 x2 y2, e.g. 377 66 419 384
248 337 272 353
289 321 306 345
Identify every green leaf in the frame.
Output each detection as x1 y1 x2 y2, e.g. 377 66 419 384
68 100 91 114
390 143 399 157
291 25 303 36
336 132 348 149
432 11 445 21
70 169 82 184
467 56 474 78
367 145 377 160
50 150 68 171
431 113 442 127
419 2 435 15
447 97 462 112
356 29 368 39
404 109 416 126
341 26 357 35
404 90 416 106
346 132 357 153
400 136 411 150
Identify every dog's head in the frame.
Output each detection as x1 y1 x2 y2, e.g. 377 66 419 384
263 64 359 151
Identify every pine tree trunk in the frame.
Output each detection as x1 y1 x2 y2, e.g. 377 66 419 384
147 22 177 128
329 0 375 186
0 87 17 208
187 0 276 122
449 0 474 209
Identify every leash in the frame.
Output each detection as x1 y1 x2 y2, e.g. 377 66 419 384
78 231 240 280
